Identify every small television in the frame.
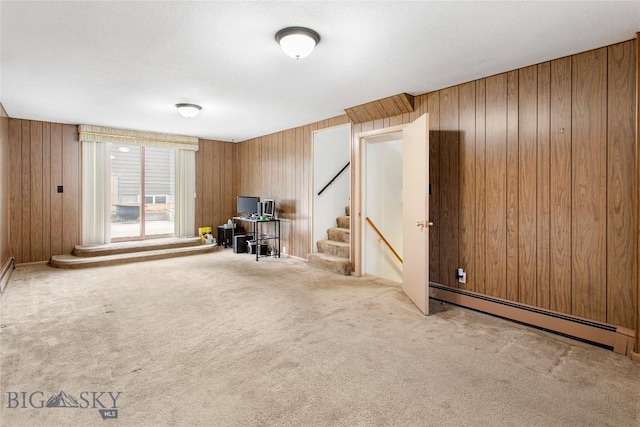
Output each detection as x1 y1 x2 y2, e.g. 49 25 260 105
237 196 260 216
262 199 275 217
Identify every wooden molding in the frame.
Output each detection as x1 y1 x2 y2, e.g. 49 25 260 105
345 93 415 124
0 257 15 293
635 32 640 355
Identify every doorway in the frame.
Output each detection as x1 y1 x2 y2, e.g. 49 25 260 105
110 144 176 241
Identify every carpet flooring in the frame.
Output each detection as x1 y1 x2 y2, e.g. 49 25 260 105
1 250 638 426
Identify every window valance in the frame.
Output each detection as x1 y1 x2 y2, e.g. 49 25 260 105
78 125 199 151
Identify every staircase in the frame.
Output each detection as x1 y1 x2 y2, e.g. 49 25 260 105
51 237 218 269
306 206 352 275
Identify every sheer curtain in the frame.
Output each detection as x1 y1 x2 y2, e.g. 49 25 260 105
82 141 111 245
175 150 196 237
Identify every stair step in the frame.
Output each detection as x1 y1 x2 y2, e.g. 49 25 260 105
73 237 202 257
306 253 352 276
51 244 218 269
345 205 351 217
317 240 350 258
327 227 350 243
336 216 350 229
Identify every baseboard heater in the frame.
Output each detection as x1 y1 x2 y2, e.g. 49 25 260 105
0 257 16 294
429 283 636 356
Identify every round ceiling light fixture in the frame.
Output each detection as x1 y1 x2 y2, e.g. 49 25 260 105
275 27 320 60
175 103 202 118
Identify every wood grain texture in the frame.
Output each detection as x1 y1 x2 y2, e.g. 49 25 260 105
475 79 487 296
42 122 51 261
518 66 537 306
439 86 459 287
426 92 441 285
0 108 9 266
9 119 22 262
484 73 508 299
62 124 81 256
30 121 43 262
549 56 573 315
458 81 476 291
572 47 607 323
606 40 636 328
345 93 414 124
536 62 551 309
506 70 519 302
21 121 31 262
50 123 63 257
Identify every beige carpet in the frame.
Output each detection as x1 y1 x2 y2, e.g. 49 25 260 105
1 250 638 426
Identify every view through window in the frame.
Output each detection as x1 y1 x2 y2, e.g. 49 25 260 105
110 145 175 240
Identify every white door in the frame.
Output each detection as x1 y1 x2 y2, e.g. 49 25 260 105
402 114 430 314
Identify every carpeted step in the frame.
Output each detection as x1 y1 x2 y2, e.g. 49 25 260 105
51 244 218 269
73 237 202 257
345 205 350 216
336 215 350 229
306 252 352 276
327 227 350 243
317 239 350 258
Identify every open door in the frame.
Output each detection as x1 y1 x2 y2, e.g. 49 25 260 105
402 114 430 314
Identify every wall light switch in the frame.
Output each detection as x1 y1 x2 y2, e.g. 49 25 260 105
57 186 63 193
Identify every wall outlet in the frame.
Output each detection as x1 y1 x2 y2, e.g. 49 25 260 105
282 246 287 255
457 268 466 284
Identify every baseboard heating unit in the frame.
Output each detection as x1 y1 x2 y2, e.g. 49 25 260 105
429 283 636 356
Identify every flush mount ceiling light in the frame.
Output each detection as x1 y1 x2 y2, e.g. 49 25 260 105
275 27 320 60
175 103 202 118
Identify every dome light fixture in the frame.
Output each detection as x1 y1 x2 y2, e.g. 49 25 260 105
275 27 320 60
175 103 202 118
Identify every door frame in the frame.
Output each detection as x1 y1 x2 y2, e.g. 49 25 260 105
352 124 407 276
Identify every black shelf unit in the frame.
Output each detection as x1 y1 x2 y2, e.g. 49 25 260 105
232 217 280 261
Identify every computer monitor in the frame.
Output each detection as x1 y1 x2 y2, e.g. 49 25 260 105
262 199 275 217
237 196 260 216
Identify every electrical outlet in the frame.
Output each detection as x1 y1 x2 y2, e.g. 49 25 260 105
457 268 466 284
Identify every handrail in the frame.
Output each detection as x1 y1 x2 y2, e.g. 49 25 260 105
365 217 403 264
318 162 350 196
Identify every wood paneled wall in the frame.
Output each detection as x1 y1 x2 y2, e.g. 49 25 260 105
235 116 350 259
8 119 81 264
0 105 10 268
345 40 637 329
195 139 237 234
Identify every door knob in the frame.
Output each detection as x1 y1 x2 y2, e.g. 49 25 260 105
415 220 433 228
428 221 434 227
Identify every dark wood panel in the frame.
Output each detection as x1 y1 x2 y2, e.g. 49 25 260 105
345 93 414 124
21 121 31 262
62 124 80 255
42 122 51 261
30 121 43 262
506 70 519 302
517 66 538 305
50 123 63 257
606 40 636 329
8 119 22 262
439 86 459 287
195 140 204 231
572 47 607 323
458 81 476 291
426 92 441 284
474 80 487 295
537 62 551 309
549 56 573 315
484 73 508 299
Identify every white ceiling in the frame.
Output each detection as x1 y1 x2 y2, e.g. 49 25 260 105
1 1 638 142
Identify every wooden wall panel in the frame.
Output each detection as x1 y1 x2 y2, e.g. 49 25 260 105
42 122 51 261
571 47 608 323
537 62 551 309
49 123 63 257
195 139 237 234
606 40 636 328
426 92 442 285
61 124 80 256
9 120 22 262
549 57 573 315
439 87 459 287
30 121 43 262
506 70 519 302
0 106 10 267
458 82 476 291
21 121 31 262
475 80 487 296
484 74 508 299
518 65 538 306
